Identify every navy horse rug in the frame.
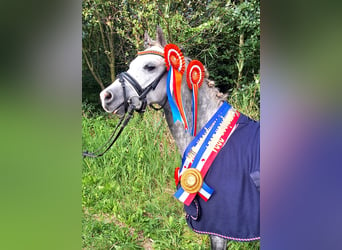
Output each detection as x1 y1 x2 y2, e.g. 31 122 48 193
174 102 260 241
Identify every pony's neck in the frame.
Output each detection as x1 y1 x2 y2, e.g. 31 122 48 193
163 77 224 155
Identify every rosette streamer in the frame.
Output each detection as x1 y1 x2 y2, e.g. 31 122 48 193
164 44 188 130
186 60 205 136
166 66 183 124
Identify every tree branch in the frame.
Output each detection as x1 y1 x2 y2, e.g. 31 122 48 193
82 47 105 90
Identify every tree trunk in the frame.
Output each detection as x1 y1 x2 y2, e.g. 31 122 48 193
236 32 244 89
236 0 245 89
107 31 116 82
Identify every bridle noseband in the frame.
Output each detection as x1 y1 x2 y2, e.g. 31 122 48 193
83 51 167 158
118 68 167 113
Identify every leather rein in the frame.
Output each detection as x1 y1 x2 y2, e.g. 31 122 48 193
82 51 167 158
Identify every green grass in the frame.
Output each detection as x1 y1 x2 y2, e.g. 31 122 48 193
82 82 260 249
228 75 260 121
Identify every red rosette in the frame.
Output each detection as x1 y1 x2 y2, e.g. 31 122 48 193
186 60 205 90
164 44 185 74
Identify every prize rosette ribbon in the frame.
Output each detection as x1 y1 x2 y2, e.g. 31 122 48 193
164 44 188 130
186 60 204 136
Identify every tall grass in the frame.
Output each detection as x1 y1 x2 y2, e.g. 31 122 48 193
228 75 260 121
82 81 260 249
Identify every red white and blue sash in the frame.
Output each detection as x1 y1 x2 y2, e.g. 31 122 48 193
174 102 240 206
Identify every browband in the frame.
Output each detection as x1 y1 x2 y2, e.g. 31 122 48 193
137 50 164 57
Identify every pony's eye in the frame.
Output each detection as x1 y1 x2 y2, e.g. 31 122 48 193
143 64 156 72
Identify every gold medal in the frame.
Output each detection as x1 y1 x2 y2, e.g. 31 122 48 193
180 168 203 193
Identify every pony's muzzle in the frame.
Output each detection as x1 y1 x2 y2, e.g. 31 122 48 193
100 89 118 113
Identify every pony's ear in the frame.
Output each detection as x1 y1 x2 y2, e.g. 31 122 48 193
156 26 167 47
144 30 153 48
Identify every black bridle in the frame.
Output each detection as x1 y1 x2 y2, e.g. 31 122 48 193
82 66 167 158
118 69 167 113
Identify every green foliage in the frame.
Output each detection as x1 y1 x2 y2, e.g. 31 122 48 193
176 0 260 92
82 0 260 105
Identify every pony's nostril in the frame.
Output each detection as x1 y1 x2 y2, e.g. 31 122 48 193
104 91 112 101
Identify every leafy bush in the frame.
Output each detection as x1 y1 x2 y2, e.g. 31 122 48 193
82 0 260 107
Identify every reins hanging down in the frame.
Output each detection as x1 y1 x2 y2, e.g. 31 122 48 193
82 102 136 158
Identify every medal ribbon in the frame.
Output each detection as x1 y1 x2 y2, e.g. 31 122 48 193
174 102 240 206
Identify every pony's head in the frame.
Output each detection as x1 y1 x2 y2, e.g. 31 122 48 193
100 27 168 115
